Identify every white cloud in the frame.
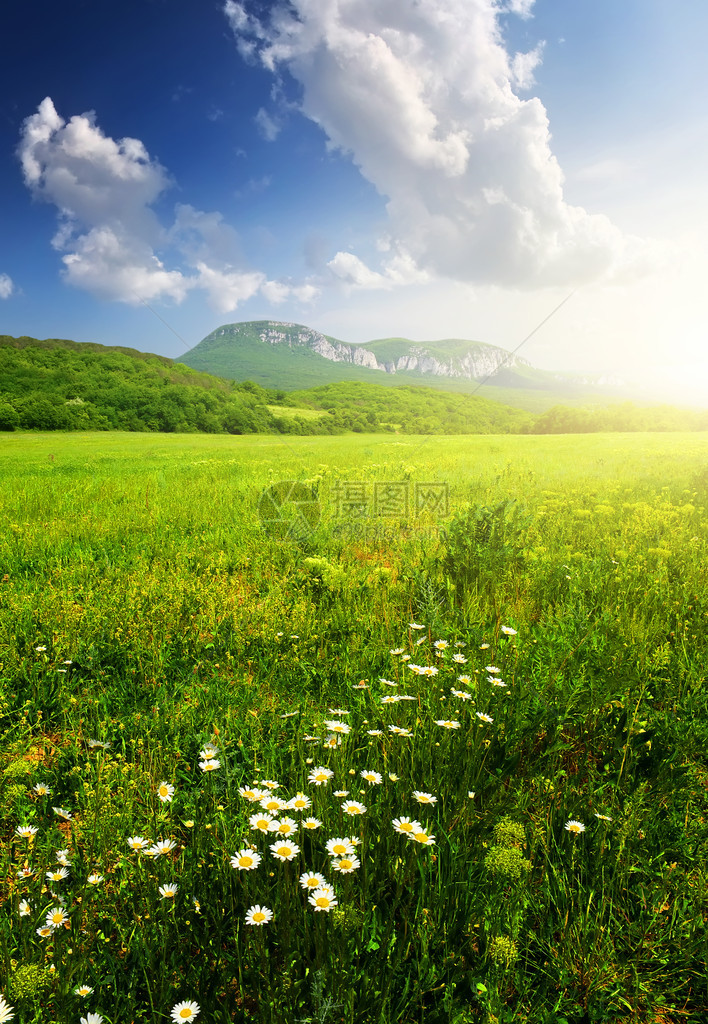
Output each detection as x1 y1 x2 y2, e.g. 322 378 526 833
511 43 544 90
0 273 13 299
225 0 658 290
16 97 294 314
255 107 281 141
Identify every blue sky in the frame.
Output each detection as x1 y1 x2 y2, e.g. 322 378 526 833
2 0 707 401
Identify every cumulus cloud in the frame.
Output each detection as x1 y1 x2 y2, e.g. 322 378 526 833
16 96 301 313
0 273 14 299
224 0 656 289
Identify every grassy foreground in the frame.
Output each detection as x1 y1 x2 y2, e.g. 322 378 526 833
1 431 708 1024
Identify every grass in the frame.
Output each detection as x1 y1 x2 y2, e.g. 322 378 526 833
1 430 708 1024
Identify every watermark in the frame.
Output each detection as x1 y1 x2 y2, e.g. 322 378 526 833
258 479 448 539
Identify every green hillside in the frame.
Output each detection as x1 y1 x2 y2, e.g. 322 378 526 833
178 320 633 412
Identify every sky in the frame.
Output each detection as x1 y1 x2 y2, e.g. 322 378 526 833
1 0 707 403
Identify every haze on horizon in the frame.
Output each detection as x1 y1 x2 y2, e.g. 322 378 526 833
1 0 707 406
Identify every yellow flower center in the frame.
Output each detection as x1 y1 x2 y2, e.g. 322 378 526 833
179 1010 192 1019
253 912 265 922
340 859 352 870
240 857 252 867
316 897 329 907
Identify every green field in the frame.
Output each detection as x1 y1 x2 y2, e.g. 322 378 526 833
2 431 708 1024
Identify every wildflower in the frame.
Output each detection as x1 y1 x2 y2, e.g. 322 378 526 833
238 786 265 802
184 820 195 828
35 645 47 652
56 849 71 865
392 817 422 836
260 779 280 790
74 985 93 996
326 837 355 858
288 793 312 811
328 708 349 715
331 856 360 873
199 759 220 772
410 831 436 846
270 841 300 862
87 873 104 885
308 766 334 786
452 654 467 664
367 729 383 736
381 695 401 704
565 820 586 835
36 925 54 938
352 681 368 689
171 1001 201 1022
33 782 51 796
480 643 490 649
250 812 275 833
451 688 472 700
200 745 219 760
53 807 72 820
46 868 69 883
500 625 517 635
409 623 425 630
323 735 341 749
192 897 201 913
475 712 493 724
341 800 367 816
380 678 398 686
17 867 34 879
300 871 327 890
420 666 439 677
457 675 472 685
127 836 149 851
389 648 404 655
400 654 411 661
594 813 612 821
87 739 110 749
45 906 69 929
490 678 507 688
19 899 31 916
159 883 179 899
272 817 298 837
245 904 273 926
388 773 399 782
147 839 177 857
435 720 461 730
260 795 287 813
80 1015 104 1024
333 790 349 798
434 639 449 650
301 817 322 830
309 888 338 911
361 770 383 785
157 782 175 803
230 849 262 871
323 720 350 735
412 791 437 805
468 791 475 799
485 666 500 674
15 825 38 839
388 725 412 736
280 710 300 718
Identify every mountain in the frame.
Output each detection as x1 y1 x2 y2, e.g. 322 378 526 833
177 320 630 411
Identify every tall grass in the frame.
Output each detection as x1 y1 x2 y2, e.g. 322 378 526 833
1 431 708 1023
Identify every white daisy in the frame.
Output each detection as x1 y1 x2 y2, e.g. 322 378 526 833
308 888 338 911
245 904 273 926
157 782 175 803
230 849 262 871
170 1000 200 1022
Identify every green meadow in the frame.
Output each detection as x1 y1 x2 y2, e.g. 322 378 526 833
1 430 708 1024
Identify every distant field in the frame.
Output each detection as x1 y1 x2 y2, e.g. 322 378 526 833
2 431 708 1024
